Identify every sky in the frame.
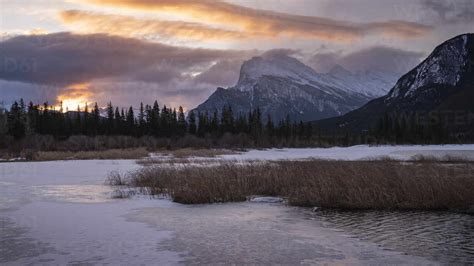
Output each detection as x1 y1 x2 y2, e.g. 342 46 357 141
0 0 473 111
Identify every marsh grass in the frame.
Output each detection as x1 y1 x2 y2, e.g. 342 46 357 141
105 171 129 186
116 160 474 210
32 148 149 161
409 154 470 163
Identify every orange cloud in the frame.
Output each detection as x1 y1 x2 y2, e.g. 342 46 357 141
57 82 93 111
366 20 433 38
60 10 247 41
83 0 433 42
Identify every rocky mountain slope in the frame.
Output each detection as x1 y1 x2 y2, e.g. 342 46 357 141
317 33 474 133
192 53 397 122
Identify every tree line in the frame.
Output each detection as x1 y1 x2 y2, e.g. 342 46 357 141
1 99 470 151
0 99 313 141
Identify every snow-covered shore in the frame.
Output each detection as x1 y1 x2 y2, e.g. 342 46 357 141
219 144 474 161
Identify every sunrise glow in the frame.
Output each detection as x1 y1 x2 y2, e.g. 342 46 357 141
57 83 93 111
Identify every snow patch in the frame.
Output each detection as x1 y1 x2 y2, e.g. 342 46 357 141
249 196 285 203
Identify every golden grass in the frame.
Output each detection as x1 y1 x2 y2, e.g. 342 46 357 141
118 160 474 210
33 148 149 161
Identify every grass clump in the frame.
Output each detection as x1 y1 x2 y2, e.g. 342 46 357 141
122 160 474 210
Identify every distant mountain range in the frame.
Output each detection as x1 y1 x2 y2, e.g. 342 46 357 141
192 52 398 122
192 33 473 137
317 33 474 135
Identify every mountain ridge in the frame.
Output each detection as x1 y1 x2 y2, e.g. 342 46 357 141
316 33 474 134
192 52 398 122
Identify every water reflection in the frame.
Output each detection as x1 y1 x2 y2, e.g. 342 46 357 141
310 210 474 264
129 203 433 265
0 217 55 263
32 185 115 204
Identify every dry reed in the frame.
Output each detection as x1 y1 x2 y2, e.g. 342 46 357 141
112 160 474 210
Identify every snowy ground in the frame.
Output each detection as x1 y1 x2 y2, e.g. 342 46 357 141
1 146 473 264
219 145 474 161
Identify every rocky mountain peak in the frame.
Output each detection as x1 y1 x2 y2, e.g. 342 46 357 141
236 53 321 91
388 33 473 99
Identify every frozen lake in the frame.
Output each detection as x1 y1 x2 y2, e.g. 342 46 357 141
1 146 473 264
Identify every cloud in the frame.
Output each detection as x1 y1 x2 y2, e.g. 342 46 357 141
0 32 257 109
194 60 244 87
82 0 433 42
0 32 255 86
0 80 61 105
68 80 216 110
421 0 474 25
60 10 247 42
0 79 215 111
308 46 424 74
260 49 299 58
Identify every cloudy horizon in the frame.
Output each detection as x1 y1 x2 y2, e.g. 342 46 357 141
1 0 473 110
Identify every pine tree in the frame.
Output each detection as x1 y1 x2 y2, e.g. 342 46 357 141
151 100 160 136
75 105 82 135
144 104 152 135
188 111 197 135
160 105 169 137
197 112 208 137
171 108 178 135
91 102 100 135
114 107 120 135
7 101 26 139
177 106 187 136
221 106 234 134
83 103 89 135
120 108 126 135
126 106 135 135
265 114 274 137
208 110 217 135
106 102 114 134
26 102 38 136
138 102 145 136
0 102 7 139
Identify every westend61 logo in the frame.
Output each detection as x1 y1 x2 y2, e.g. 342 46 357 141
1 58 37 73
395 110 474 126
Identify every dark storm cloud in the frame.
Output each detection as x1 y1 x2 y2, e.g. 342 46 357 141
308 46 424 75
0 32 255 86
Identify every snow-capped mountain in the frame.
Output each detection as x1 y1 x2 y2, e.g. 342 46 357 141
317 33 474 132
326 65 398 98
192 52 397 122
388 34 471 101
